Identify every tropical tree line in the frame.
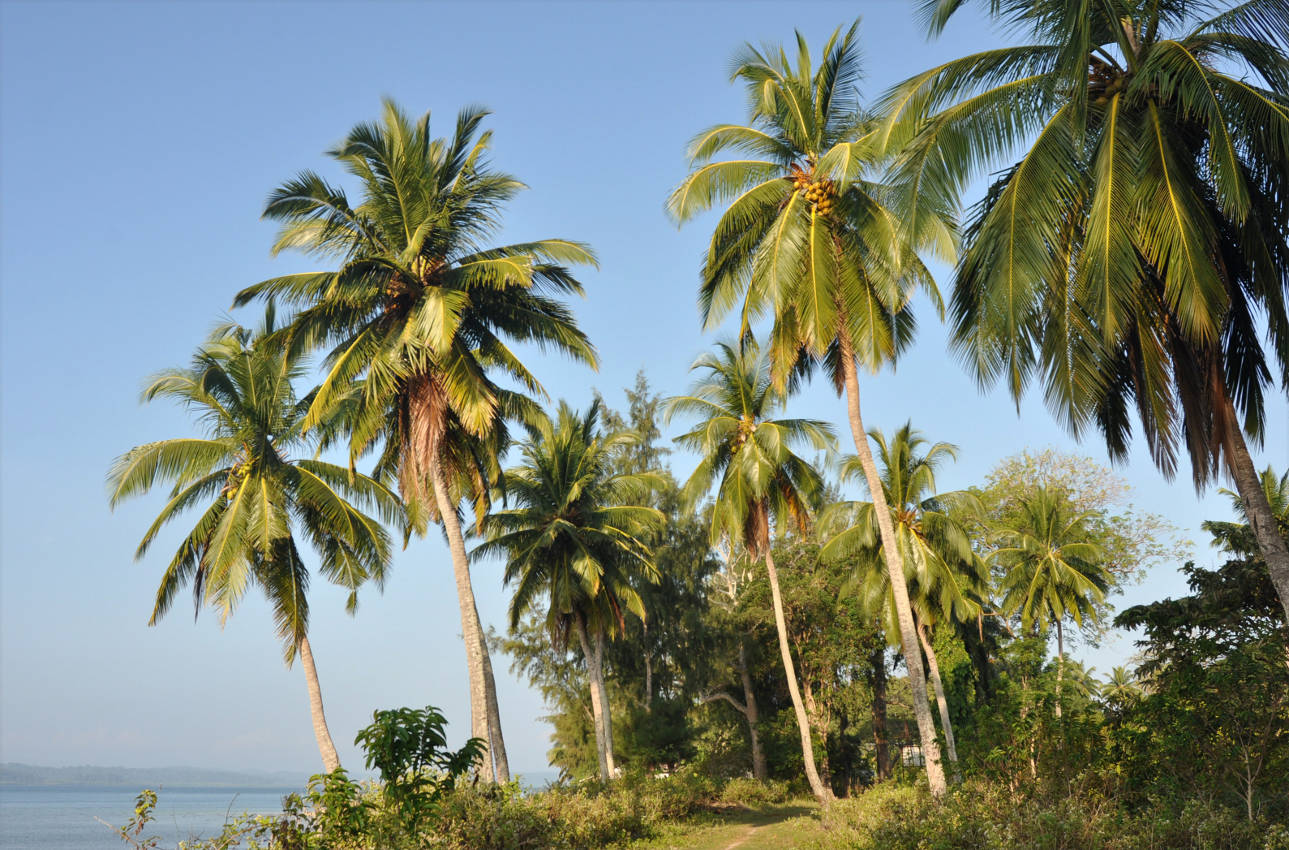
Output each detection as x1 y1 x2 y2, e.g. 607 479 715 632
108 0 1288 815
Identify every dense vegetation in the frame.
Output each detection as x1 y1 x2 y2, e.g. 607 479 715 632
107 0 1289 846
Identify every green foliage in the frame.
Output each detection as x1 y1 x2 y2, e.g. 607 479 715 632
1115 557 1289 820
717 776 792 808
801 780 1287 850
888 0 1289 492
108 772 800 850
478 400 663 641
991 486 1112 637
108 312 402 661
353 706 485 832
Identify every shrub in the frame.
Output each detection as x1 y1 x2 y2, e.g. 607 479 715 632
718 777 792 808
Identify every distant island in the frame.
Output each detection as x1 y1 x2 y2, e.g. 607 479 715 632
0 763 307 788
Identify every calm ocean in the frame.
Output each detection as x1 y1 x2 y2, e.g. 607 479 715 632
0 785 296 850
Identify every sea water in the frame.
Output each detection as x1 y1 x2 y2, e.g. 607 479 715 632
0 772 562 848
0 785 294 849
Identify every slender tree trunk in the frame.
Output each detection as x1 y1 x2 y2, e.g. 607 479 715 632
917 620 959 775
299 635 341 773
837 335 946 796
477 620 510 781
1221 405 1289 625
575 614 611 779
870 643 892 781
764 545 832 803
802 678 832 788
594 629 617 776
737 642 768 780
428 455 502 781
644 621 654 714
1054 620 1064 720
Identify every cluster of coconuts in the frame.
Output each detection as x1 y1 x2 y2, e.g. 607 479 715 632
792 172 837 216
730 416 756 452
1089 62 1127 106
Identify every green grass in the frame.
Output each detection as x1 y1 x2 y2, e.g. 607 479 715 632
625 801 819 850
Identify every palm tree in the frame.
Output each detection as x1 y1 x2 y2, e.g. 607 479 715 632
107 312 403 772
666 340 837 803
1204 466 1289 561
666 23 954 794
821 423 987 770
476 401 662 779
233 100 599 780
1100 665 1143 716
883 0 1289 624
991 487 1112 715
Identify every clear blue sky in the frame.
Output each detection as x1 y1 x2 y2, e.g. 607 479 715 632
2 1 1285 780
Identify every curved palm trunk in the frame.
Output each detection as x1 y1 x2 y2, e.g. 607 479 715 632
838 333 947 796
575 613 613 779
428 455 506 781
737 642 768 780
1221 401 1289 625
477 625 510 782
764 545 832 803
916 620 959 775
299 635 341 773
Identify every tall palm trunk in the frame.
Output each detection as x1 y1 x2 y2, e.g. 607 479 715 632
1221 398 1289 625
737 641 768 780
428 454 507 781
575 613 613 779
298 635 341 773
869 641 892 781
595 629 617 776
838 331 947 796
477 607 511 781
1054 619 1064 719
916 619 959 774
763 543 831 803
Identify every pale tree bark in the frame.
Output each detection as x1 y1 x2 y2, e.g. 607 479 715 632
477 617 510 781
594 629 617 776
428 455 505 781
299 635 341 773
838 332 947 796
1221 403 1289 625
738 642 768 780
916 619 959 775
764 545 832 803
1054 620 1064 720
575 614 612 779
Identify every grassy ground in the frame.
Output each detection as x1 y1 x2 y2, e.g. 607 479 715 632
627 801 819 850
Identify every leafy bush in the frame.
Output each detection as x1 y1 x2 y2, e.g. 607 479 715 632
799 781 1284 850
353 705 484 834
718 777 792 808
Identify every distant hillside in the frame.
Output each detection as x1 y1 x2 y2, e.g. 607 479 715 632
0 762 307 788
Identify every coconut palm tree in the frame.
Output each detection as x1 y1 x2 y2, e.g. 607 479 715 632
233 100 598 780
820 423 987 770
1100 665 1143 715
666 23 954 794
666 340 837 803
883 0 1289 624
107 312 403 772
991 487 1112 715
476 401 663 779
1204 466 1289 561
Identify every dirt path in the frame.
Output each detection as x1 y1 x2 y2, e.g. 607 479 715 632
640 802 816 850
721 823 756 850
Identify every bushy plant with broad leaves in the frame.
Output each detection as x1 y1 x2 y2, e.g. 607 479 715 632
352 705 485 833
